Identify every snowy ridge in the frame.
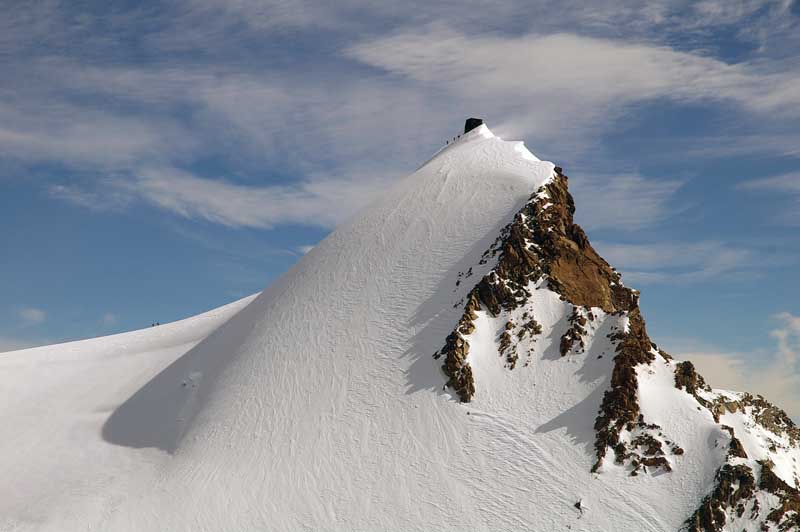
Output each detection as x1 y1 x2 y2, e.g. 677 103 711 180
2 121 799 531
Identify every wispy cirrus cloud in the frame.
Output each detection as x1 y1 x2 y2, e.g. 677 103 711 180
570 173 684 231
296 245 315 255
18 307 46 325
594 240 761 284
0 100 195 168
127 167 392 229
739 172 800 193
2 1 799 237
53 166 398 229
149 0 796 49
48 182 135 212
737 172 800 225
347 29 800 127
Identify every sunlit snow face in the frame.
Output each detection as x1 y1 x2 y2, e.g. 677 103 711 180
1 0 800 421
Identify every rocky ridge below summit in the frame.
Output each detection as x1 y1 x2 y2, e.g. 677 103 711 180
434 147 800 531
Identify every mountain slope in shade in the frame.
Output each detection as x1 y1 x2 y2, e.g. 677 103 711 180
1 121 798 531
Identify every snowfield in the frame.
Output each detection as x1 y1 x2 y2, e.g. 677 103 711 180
2 124 797 531
0 295 256 531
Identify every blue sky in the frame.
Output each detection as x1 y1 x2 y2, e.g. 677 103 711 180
2 0 800 413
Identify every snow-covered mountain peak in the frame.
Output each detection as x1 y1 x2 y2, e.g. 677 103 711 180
422 120 545 183
463 121 494 139
2 119 799 532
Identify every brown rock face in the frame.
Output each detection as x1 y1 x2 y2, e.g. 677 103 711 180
436 168 661 475
591 307 658 472
686 464 757 531
560 307 588 357
682 394 800 530
759 463 800 528
438 168 641 402
675 361 700 394
685 459 800 531
437 168 651 420
432 152 800 529
435 292 481 401
537 172 637 313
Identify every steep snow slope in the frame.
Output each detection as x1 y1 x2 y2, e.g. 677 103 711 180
3 123 799 531
0 295 256 531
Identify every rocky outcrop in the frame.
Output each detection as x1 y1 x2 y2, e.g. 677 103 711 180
677 375 800 530
759 462 800 529
432 126 800 530
684 389 800 530
560 306 588 357
432 133 800 531
686 464 758 531
437 168 639 402
535 170 637 313
675 361 700 394
720 426 748 459
497 313 543 370
436 168 669 475
435 292 480 401
590 307 669 472
436 167 674 475
685 459 800 531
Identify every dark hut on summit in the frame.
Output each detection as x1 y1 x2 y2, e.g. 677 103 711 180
464 118 484 134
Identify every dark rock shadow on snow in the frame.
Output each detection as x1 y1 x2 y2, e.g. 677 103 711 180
535 316 619 455
401 205 520 397
541 319 569 361
102 299 259 452
534 386 604 456
572 316 620 386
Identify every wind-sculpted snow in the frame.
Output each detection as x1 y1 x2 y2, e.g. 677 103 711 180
0 295 256 531
2 122 799 531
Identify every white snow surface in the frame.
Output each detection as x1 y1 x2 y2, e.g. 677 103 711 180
0 125 777 531
0 295 256 531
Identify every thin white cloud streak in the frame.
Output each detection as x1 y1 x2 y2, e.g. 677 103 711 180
739 172 800 193
14 57 689 231
357 29 800 105
0 101 196 168
157 0 795 46
17 60 453 174
737 172 800 225
18 307 46 325
72 167 398 229
678 133 800 159
346 29 800 151
54 166 685 233
296 245 315 255
134 168 395 228
688 0 794 33
570 173 684 231
686 312 800 419
594 240 757 284
18 26 800 167
48 183 135 212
